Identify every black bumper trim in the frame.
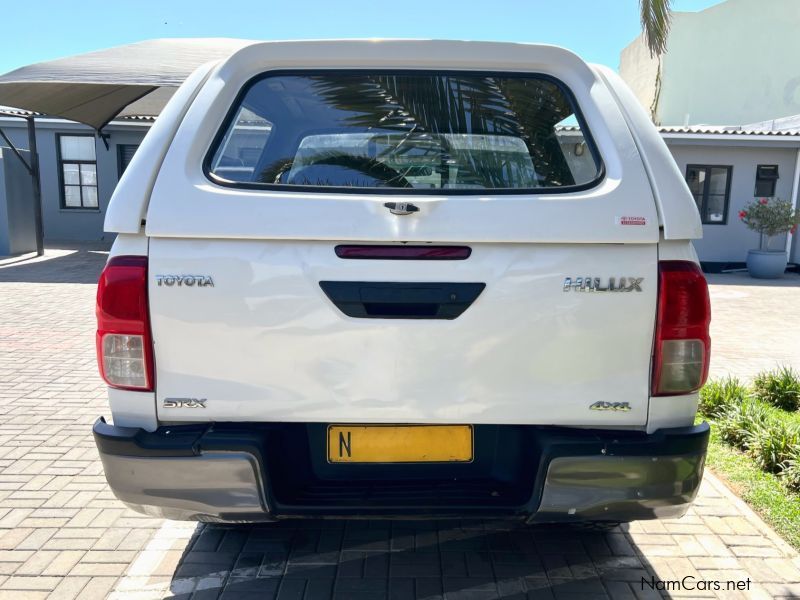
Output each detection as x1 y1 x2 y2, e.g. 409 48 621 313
93 417 272 459
93 419 709 521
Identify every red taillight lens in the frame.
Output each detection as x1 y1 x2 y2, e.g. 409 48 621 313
96 256 153 391
652 261 711 396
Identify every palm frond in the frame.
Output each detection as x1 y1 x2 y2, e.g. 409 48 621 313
640 0 673 56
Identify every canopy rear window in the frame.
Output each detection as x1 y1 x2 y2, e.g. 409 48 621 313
207 72 602 193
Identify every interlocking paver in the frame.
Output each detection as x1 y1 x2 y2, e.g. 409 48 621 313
1 247 799 598
0 246 164 597
706 273 800 382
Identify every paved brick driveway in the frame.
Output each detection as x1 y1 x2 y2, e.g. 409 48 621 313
706 273 800 383
0 246 799 599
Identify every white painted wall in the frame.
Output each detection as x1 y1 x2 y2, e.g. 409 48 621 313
620 0 800 126
618 36 659 119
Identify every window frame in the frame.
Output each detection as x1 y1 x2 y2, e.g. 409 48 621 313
754 164 779 197
56 133 99 210
117 143 140 178
203 69 606 196
685 164 733 225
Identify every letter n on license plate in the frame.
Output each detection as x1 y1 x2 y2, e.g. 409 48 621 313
327 425 473 463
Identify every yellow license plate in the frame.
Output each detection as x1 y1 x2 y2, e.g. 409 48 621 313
327 425 473 463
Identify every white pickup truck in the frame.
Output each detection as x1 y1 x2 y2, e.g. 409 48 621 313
92 40 711 524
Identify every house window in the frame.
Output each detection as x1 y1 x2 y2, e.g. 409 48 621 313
754 164 778 197
686 165 732 224
117 144 139 177
57 134 98 209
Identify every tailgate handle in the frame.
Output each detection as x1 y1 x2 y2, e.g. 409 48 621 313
383 202 420 215
319 282 485 320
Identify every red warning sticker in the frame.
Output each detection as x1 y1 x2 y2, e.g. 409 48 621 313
616 216 647 226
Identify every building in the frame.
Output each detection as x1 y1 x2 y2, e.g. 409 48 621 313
0 118 798 269
0 111 150 248
661 126 800 268
620 0 800 126
619 0 800 269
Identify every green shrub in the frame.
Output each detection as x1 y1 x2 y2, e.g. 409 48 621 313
753 366 800 411
703 372 800 493
782 445 800 491
717 398 771 450
747 419 800 474
699 377 747 418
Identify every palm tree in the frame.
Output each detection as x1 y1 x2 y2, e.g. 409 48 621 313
640 0 674 56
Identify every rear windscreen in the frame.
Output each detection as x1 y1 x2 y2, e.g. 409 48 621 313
207 72 602 192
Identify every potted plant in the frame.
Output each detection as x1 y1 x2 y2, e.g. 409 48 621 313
739 198 800 279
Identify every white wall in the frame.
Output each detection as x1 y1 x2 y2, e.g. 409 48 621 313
618 36 660 119
621 0 800 126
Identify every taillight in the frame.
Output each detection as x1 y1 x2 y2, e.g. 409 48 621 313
652 261 711 396
96 256 153 391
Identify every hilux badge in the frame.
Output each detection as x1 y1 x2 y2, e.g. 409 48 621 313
563 277 643 292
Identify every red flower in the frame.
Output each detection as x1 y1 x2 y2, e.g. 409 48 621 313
792 225 798 235
760 198 769 205
739 210 747 219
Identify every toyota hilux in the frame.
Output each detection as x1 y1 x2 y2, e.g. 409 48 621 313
92 40 711 524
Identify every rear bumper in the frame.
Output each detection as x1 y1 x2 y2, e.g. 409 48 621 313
93 418 708 522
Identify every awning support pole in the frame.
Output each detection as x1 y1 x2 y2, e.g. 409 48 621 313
0 127 33 174
0 117 43 255
26 117 44 256
787 147 800 263
97 131 110 151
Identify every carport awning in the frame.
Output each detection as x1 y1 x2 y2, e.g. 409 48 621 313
0 38 254 129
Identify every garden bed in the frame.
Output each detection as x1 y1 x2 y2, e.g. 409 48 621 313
699 367 800 549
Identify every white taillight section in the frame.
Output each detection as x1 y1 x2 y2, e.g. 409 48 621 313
652 261 711 396
101 334 147 388
655 339 706 395
96 256 153 391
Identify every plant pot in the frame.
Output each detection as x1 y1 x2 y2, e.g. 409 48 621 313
746 250 787 279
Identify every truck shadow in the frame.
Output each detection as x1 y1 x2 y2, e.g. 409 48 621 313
0 243 109 283
159 519 666 599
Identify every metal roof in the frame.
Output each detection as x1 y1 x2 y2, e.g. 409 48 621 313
659 125 800 137
0 106 155 122
0 106 35 118
557 123 800 139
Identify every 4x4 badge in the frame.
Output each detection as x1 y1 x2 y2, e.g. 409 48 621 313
589 401 631 412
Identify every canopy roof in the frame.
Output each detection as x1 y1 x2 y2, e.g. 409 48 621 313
0 38 254 129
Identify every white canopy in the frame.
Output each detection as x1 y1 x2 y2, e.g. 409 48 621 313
0 38 254 129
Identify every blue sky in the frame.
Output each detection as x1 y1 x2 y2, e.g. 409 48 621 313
1 0 721 74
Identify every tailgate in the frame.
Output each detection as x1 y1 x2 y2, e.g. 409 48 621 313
143 46 661 428
149 238 657 427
